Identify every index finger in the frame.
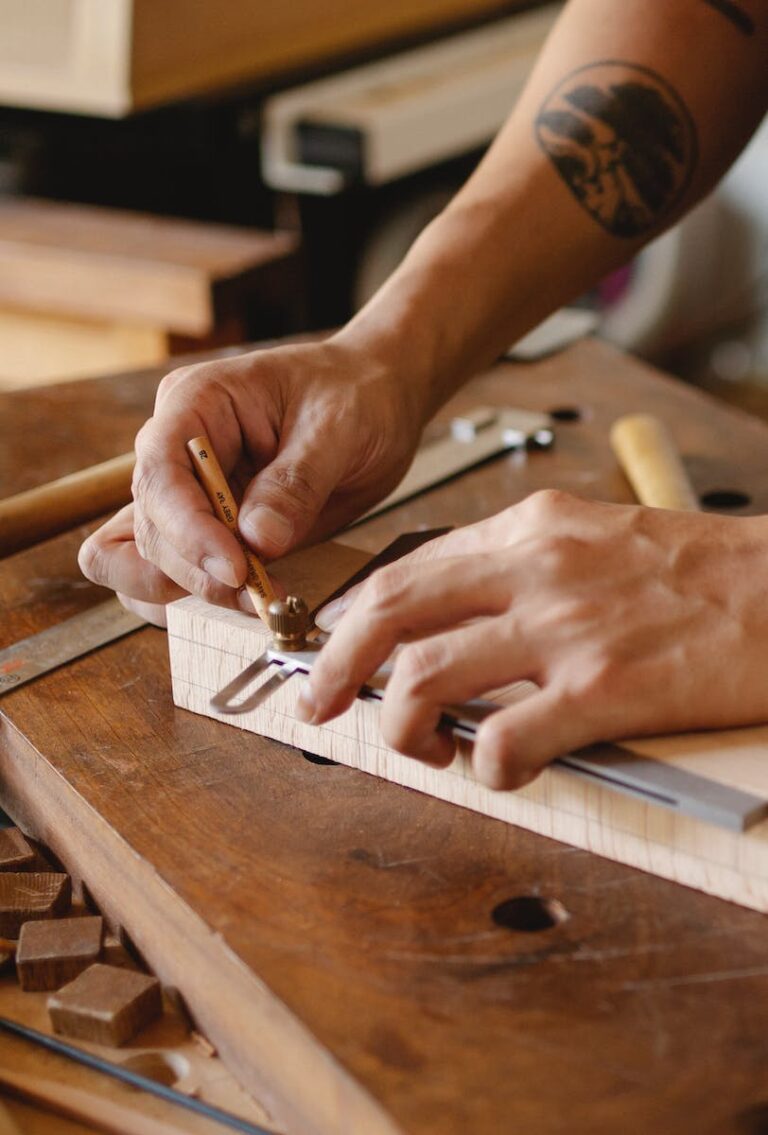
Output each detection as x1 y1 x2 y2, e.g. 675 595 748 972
133 415 249 588
300 555 511 725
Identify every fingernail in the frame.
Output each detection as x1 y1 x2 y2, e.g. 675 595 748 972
203 555 240 589
315 593 351 631
295 684 317 724
241 507 293 553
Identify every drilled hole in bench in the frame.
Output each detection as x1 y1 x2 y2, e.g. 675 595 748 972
491 895 568 932
302 751 339 766
700 489 751 510
548 406 583 422
736 1101 768 1134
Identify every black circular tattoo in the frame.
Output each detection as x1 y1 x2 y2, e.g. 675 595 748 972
536 62 698 239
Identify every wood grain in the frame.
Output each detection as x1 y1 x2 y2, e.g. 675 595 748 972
2 340 768 1134
0 453 134 559
0 830 34 873
0 875 71 939
17 916 103 992
48 964 162 1047
0 310 167 391
0 199 298 336
169 552 768 911
0 0 539 116
0 1071 195 1135
0 961 276 1135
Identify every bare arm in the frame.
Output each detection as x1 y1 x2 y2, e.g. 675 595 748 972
337 0 768 414
79 0 768 624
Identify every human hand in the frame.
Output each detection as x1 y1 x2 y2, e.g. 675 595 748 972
301 490 768 789
78 338 426 625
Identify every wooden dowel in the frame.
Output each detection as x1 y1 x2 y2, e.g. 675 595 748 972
186 436 275 620
610 413 700 511
0 1067 196 1135
0 452 134 559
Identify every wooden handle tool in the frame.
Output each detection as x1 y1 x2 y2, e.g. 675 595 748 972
186 436 276 620
610 413 700 511
0 451 134 559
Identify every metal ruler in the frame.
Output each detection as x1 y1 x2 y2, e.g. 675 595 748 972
0 598 146 697
356 406 554 524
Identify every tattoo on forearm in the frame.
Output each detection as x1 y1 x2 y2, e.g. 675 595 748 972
702 0 755 36
535 63 698 239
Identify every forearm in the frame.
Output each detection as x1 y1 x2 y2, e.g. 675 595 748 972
336 0 768 418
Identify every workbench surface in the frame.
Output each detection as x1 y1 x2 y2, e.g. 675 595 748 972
2 339 768 1135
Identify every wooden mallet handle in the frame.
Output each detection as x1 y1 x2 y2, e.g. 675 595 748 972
610 413 700 511
0 451 134 559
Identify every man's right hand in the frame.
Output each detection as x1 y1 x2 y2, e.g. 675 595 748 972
78 336 425 625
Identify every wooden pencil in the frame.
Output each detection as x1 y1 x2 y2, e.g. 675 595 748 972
186 436 275 621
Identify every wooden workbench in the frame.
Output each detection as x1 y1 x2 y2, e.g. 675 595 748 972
1 339 768 1135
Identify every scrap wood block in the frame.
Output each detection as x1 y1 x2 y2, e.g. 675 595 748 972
16 915 103 992
48 963 162 1046
0 874 71 938
102 934 138 971
0 829 34 873
0 198 299 337
167 539 768 914
0 198 300 388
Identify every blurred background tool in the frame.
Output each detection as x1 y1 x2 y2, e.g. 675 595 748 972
0 451 134 558
610 413 700 512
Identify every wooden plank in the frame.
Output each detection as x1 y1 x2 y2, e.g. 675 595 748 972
0 200 298 336
0 310 167 391
3 341 768 1135
264 5 560 189
17 916 103 992
168 551 768 911
0 0 541 117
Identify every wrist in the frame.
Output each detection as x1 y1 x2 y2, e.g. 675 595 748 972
329 310 437 429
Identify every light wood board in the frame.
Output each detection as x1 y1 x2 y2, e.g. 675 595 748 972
169 542 768 913
0 0 538 117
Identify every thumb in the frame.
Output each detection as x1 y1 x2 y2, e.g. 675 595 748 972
473 686 595 791
238 440 342 559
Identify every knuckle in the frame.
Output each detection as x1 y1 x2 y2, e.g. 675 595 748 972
131 461 164 510
132 419 158 463
133 513 159 563
195 571 227 606
363 564 410 618
395 640 446 695
261 460 320 512
524 488 574 520
155 364 197 405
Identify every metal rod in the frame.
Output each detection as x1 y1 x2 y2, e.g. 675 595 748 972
0 1016 273 1135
